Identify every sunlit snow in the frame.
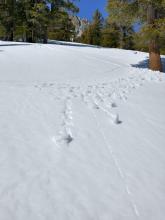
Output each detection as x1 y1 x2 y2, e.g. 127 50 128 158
0 41 165 220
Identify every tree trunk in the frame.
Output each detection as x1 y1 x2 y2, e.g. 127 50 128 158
26 30 35 43
5 28 14 41
149 39 163 72
43 27 48 44
8 31 14 41
147 4 163 72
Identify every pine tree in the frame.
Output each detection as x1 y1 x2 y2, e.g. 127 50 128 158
107 1 134 49
24 1 49 43
48 12 75 41
81 9 103 46
80 25 93 45
0 0 79 43
107 0 165 72
48 0 79 42
101 21 120 48
0 0 17 41
101 19 134 49
91 9 103 45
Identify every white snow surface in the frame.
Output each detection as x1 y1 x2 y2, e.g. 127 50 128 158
0 41 165 220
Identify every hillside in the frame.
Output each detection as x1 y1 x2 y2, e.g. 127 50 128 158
0 41 165 220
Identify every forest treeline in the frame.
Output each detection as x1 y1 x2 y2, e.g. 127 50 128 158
0 0 79 43
0 0 165 71
80 4 165 56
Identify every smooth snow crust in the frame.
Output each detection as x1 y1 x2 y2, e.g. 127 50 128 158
0 41 165 220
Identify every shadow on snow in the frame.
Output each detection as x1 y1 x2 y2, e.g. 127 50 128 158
131 57 165 73
0 43 31 47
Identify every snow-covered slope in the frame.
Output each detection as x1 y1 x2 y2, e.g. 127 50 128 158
0 41 165 220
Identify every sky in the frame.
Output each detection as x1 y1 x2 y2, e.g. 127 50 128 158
76 0 108 20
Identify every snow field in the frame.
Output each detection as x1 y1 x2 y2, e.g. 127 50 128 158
0 41 165 220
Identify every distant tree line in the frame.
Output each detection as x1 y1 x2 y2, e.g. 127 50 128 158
0 0 79 43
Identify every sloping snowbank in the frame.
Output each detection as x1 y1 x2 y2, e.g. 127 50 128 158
48 39 100 48
0 41 165 220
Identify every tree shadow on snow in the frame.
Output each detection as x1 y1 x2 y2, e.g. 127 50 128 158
131 57 165 73
48 40 101 48
0 43 31 47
